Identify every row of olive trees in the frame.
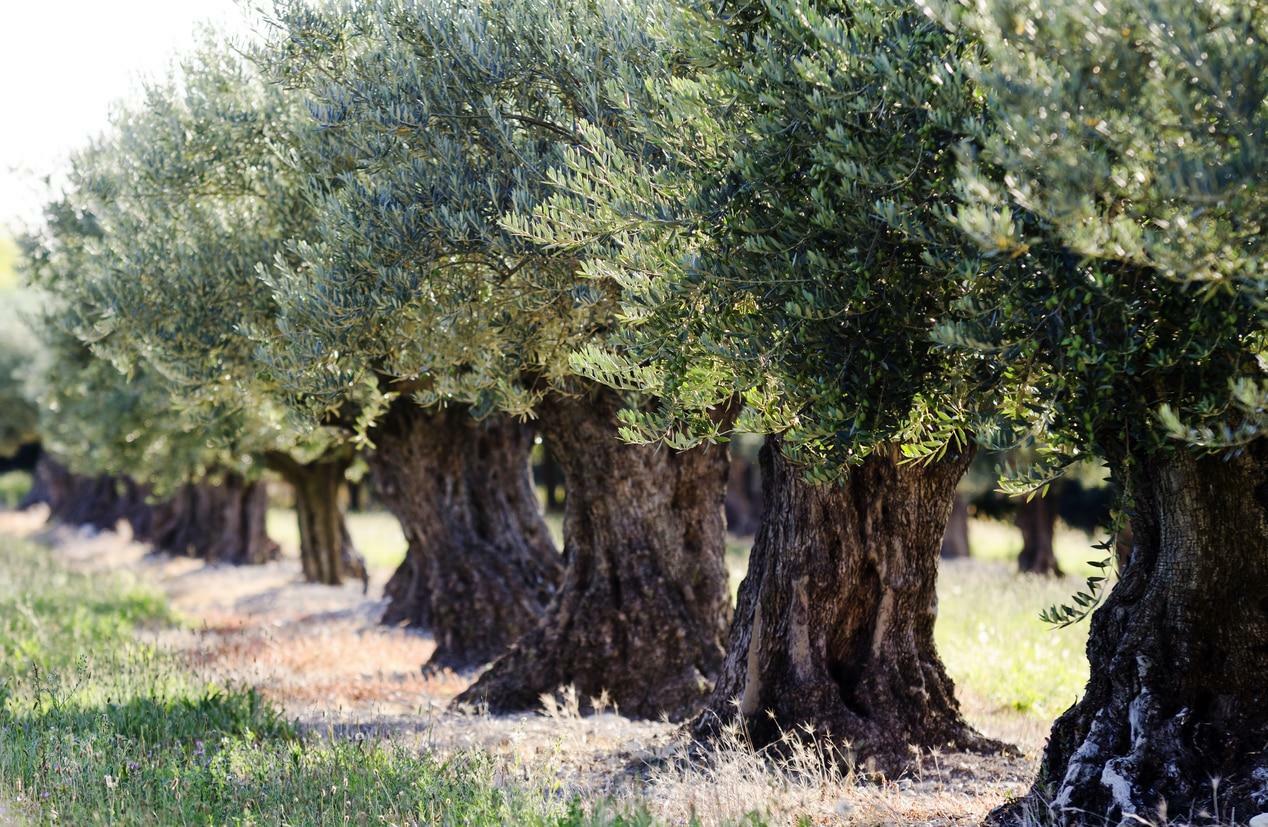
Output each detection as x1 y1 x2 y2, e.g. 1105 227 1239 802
14 0 1265 822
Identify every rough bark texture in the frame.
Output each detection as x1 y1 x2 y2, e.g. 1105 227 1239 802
128 474 279 565
694 437 1000 776
1016 493 1062 575
456 386 733 721
940 493 971 559
368 399 561 672
267 453 368 588
993 441 1268 826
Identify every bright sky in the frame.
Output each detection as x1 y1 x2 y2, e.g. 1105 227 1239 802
1 0 257 231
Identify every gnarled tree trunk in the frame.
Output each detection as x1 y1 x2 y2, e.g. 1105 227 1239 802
129 474 278 565
266 453 368 588
1016 492 1061 575
368 399 561 672
994 441 1268 826
940 493 971 559
457 386 732 721
693 437 999 776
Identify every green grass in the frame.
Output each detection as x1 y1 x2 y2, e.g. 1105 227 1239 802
937 560 1091 719
0 470 31 509
965 517 1111 577
0 539 673 826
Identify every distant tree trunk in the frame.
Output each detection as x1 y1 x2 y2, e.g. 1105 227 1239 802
725 455 761 536
367 399 561 672
23 455 126 531
130 474 278 565
693 437 1000 776
940 493 971 559
457 386 732 721
994 441 1268 825
347 479 365 513
1016 493 1061 575
266 453 368 588
540 444 564 513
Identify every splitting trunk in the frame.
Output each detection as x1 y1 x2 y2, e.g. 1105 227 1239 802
267 453 368 588
457 386 732 721
368 399 560 672
940 493 971 559
693 437 1000 776
1016 493 1061 575
993 440 1268 826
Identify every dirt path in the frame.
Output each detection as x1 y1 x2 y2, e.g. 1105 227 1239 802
1 508 1038 825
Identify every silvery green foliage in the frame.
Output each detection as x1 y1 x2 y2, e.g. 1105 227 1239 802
44 38 366 471
20 198 246 491
0 290 40 457
261 0 669 419
526 0 993 476
938 0 1267 455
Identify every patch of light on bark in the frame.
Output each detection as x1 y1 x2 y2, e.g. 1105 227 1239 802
1099 757 1140 822
789 576 814 678
739 600 764 717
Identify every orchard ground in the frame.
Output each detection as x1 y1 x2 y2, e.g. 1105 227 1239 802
0 504 1102 825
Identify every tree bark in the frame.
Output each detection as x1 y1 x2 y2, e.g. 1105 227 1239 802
1016 492 1061 575
266 453 368 588
993 440 1268 826
940 493 971 559
693 437 1000 776
367 399 561 672
456 386 733 721
129 474 279 565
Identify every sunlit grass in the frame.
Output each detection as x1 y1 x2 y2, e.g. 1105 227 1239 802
937 560 1091 720
966 517 1111 577
267 508 409 572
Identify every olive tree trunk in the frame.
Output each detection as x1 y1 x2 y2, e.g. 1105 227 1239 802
940 493 971 559
129 474 278 565
266 453 368 588
693 437 999 776
994 441 1268 826
24 455 127 531
368 399 561 672
457 386 732 721
1016 492 1061 575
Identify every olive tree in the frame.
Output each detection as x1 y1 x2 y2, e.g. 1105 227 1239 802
524 0 1010 771
22 194 278 563
264 0 731 713
0 292 39 460
941 0 1268 820
57 45 367 584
